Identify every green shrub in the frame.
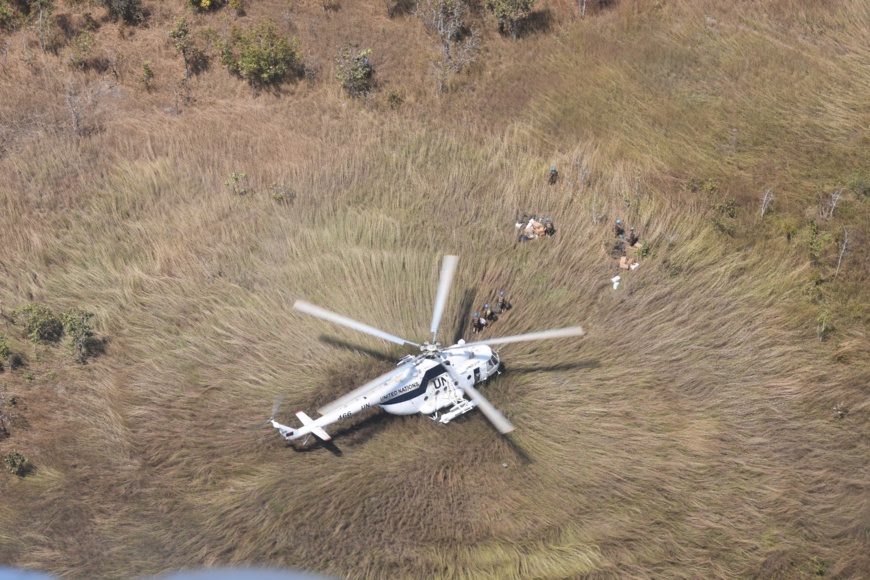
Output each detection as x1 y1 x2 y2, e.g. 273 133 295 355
270 182 295 205
61 308 95 364
486 0 535 39
808 219 822 265
4 450 29 476
386 90 404 109
224 172 249 195
713 198 737 218
219 21 301 90
0 333 9 370
849 172 870 200
689 177 719 196
228 0 244 15
97 0 142 24
13 303 63 344
0 0 19 31
68 31 94 69
140 61 154 90
168 16 208 79
336 48 373 98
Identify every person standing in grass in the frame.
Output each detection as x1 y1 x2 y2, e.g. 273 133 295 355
497 291 511 313
614 219 625 238
472 313 487 333
544 217 556 236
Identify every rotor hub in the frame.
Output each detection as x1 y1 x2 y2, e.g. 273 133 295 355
420 341 442 355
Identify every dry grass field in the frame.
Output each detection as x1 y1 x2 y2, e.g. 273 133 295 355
1 0 869 578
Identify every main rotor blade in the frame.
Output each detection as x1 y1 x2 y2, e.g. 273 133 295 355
429 255 459 343
318 362 416 416
438 353 514 435
294 300 420 347
463 382 515 435
449 326 585 349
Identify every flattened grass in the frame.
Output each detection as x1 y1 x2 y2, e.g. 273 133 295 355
0 1 868 578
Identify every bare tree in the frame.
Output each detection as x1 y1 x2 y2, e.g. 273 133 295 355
105 48 124 81
29 0 55 53
589 196 604 224
833 228 849 282
760 187 775 219
819 188 844 219
417 0 479 93
579 0 586 19
64 79 105 136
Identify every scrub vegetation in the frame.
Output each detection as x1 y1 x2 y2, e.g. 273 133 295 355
0 0 868 579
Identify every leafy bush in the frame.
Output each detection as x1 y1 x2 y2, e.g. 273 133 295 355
4 450 29 476
0 0 19 31
849 172 870 200
0 386 17 437
187 0 215 11
168 16 208 79
713 199 738 218
0 333 9 370
336 48 373 98
219 21 301 90
13 303 63 344
386 90 404 109
61 308 95 364
97 0 143 24
68 31 94 69
269 182 296 205
140 61 154 90
485 0 535 38
689 177 719 196
224 172 249 195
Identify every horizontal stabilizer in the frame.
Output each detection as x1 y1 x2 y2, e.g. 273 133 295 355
295 411 331 441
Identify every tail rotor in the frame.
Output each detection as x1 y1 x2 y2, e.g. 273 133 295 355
251 397 284 430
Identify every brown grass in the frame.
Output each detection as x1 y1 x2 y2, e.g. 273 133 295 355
0 0 868 578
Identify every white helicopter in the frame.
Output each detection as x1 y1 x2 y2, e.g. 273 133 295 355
269 255 584 444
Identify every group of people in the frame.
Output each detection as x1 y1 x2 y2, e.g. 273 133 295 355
614 219 640 246
471 291 512 333
516 214 557 242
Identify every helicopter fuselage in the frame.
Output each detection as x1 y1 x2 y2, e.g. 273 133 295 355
273 343 501 442
380 345 501 416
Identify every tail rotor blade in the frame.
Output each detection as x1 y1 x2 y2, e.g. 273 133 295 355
294 300 420 347
430 255 458 343
249 397 285 430
449 327 585 349
270 397 284 420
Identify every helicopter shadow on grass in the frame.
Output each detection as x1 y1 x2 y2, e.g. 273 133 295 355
452 288 478 345
317 335 397 363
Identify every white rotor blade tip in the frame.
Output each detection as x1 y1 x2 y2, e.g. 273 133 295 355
430 255 459 337
293 300 416 346
452 326 585 348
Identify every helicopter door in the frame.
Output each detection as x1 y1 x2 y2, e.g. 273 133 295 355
473 367 481 383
